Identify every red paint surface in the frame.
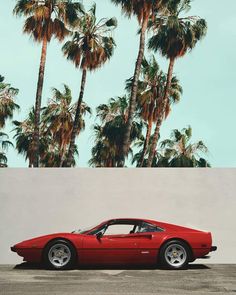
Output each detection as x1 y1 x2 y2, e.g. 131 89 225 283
11 218 216 265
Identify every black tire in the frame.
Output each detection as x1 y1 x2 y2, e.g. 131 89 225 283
43 239 77 270
159 240 190 270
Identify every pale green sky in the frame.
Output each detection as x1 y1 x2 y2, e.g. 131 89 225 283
1 0 236 167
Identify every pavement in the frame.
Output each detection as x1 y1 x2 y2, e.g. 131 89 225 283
0 264 236 295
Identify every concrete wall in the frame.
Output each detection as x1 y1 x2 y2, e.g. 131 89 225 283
0 168 235 264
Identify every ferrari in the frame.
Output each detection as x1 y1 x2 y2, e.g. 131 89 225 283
11 218 217 270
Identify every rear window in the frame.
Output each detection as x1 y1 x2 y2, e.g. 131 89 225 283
136 222 164 233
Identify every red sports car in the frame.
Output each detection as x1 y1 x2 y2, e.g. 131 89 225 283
11 218 217 270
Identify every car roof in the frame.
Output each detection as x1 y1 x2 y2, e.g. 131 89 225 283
85 218 199 234
105 218 159 225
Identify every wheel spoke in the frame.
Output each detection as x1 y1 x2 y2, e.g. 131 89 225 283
173 257 180 264
62 255 69 262
175 258 181 263
59 258 64 265
167 252 172 258
52 257 60 264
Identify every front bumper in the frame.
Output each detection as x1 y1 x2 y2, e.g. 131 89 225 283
11 246 17 252
210 246 217 252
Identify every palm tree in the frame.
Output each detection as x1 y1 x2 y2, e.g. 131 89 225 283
133 127 210 167
62 4 117 167
0 75 19 128
126 56 182 167
89 125 117 167
156 126 210 167
13 108 65 167
110 0 168 166
89 96 143 167
40 143 79 167
147 0 207 166
41 84 91 166
14 0 83 167
13 108 48 167
0 132 13 168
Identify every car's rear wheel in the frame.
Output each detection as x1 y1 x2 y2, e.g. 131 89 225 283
43 239 76 270
159 240 190 270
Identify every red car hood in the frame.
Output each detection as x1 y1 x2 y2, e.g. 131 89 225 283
12 232 81 249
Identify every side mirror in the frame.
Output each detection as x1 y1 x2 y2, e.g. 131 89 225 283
96 232 103 240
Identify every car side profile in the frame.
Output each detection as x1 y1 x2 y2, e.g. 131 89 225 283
11 218 217 270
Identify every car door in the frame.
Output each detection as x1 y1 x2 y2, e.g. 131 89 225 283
79 233 140 265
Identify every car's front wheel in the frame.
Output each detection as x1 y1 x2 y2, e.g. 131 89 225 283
43 239 76 270
159 240 190 270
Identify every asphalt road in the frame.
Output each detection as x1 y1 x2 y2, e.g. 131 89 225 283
0 264 235 295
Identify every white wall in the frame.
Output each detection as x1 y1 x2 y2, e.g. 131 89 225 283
0 168 235 264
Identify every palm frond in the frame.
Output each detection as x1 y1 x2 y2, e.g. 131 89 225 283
62 5 117 70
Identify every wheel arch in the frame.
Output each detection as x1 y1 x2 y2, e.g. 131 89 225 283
158 237 194 262
41 237 78 263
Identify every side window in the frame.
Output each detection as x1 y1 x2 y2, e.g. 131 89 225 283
136 222 163 233
104 224 135 235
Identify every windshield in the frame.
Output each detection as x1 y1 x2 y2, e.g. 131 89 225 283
71 224 98 234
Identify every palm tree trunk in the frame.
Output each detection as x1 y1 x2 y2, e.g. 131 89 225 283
147 57 175 167
28 160 32 168
28 150 33 168
64 69 87 167
59 143 67 167
138 121 152 167
118 16 149 167
32 38 48 167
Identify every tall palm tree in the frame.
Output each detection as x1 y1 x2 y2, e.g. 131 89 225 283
147 0 207 166
126 56 182 167
133 127 210 167
62 4 117 167
89 125 117 167
157 126 210 167
13 108 72 167
0 75 19 128
0 132 13 168
89 96 143 167
13 108 47 167
41 84 91 166
40 143 79 167
110 0 168 166
132 134 153 167
14 0 83 167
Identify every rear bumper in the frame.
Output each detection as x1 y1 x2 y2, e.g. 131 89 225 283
210 246 217 252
